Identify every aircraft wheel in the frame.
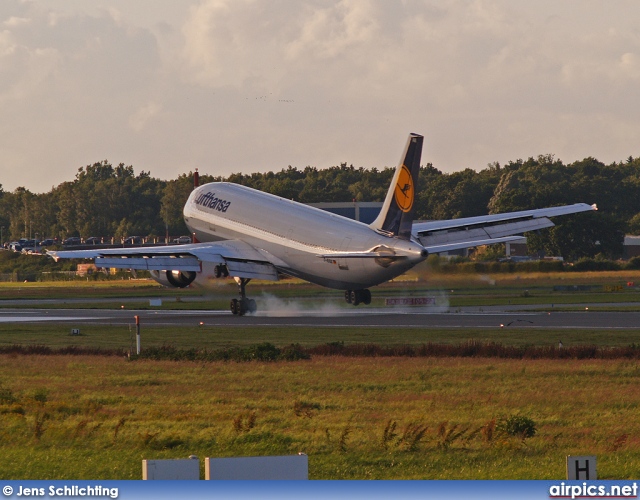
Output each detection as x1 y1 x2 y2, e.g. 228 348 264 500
230 298 239 315
247 298 257 313
345 290 352 304
222 266 229 277
214 265 222 278
350 290 360 306
362 289 372 305
237 300 246 316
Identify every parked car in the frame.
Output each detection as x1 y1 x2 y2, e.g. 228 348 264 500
40 239 55 247
63 237 81 246
20 240 40 254
173 235 192 244
123 236 143 245
85 236 101 244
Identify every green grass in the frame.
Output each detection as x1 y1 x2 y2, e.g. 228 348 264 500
1 355 639 479
2 269 640 310
1 323 640 350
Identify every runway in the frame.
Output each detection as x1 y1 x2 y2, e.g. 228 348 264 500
1 307 639 329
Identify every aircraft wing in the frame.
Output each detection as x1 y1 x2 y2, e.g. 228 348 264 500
413 203 597 254
47 240 279 281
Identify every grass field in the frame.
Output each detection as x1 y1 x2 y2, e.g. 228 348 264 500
1 271 640 479
2 268 640 311
1 323 640 350
1 355 639 479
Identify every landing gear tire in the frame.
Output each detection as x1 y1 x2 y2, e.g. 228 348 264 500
247 298 257 313
230 278 256 316
214 265 229 278
230 298 245 316
346 289 371 306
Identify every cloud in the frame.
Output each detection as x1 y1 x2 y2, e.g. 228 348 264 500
0 1 164 190
129 101 163 132
178 0 382 89
284 0 379 60
3 16 30 27
0 27 62 104
2 1 640 193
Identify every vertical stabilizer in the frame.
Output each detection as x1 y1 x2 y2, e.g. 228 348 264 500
370 133 423 239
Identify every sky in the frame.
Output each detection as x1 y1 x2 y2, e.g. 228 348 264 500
2 0 640 193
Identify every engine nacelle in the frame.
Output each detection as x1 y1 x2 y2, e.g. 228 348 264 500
166 270 197 288
150 270 196 288
149 262 225 288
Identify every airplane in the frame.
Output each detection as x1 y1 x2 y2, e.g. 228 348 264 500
47 133 596 315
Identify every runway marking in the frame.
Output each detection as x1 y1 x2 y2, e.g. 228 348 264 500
168 323 640 329
0 316 110 323
123 324 640 330
147 309 544 318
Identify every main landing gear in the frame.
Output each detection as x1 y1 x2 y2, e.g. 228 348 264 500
230 277 257 316
214 264 229 278
345 289 372 306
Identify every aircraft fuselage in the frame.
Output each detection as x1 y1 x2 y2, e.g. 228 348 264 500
183 182 427 290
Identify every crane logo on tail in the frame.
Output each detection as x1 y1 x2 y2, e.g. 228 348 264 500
394 165 414 213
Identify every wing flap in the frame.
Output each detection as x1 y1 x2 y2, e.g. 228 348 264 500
413 203 595 235
424 236 526 255
48 241 278 280
417 218 554 248
95 256 202 271
225 260 279 280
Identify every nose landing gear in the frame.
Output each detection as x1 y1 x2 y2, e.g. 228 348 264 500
344 289 371 306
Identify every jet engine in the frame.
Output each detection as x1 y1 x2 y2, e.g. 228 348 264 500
150 270 197 288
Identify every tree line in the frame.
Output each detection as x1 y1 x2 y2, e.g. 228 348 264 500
1 153 639 261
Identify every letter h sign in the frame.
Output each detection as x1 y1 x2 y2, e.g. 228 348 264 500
566 455 597 480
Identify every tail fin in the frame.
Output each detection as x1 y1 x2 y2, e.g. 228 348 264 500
370 133 423 240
